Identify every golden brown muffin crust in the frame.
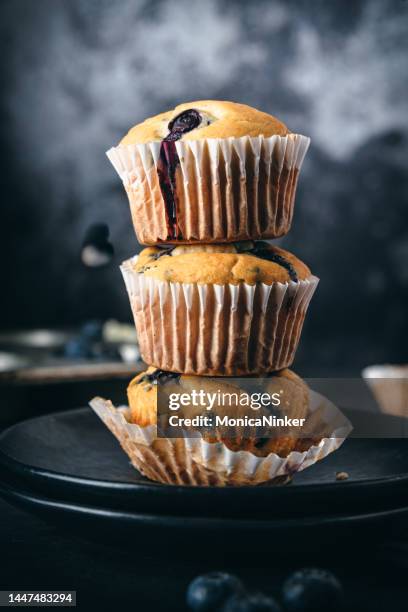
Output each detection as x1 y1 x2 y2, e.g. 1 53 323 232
127 367 310 457
120 100 289 145
133 242 311 285
127 367 158 427
128 368 308 425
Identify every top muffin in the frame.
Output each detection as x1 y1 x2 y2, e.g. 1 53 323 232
120 100 289 144
107 99 310 245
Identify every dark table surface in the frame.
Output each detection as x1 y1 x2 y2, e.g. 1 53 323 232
1 496 408 612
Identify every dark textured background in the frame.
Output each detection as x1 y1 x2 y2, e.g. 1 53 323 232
0 0 407 375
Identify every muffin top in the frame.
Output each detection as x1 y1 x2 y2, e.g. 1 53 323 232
131 241 311 285
120 100 289 145
127 366 309 429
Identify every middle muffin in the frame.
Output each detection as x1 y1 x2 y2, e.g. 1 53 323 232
121 242 319 376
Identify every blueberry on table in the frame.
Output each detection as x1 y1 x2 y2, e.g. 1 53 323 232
282 568 344 612
62 337 93 359
223 592 282 612
80 320 103 342
186 572 244 611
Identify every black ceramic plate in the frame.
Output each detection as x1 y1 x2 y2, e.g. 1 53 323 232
1 474 408 552
1 408 408 519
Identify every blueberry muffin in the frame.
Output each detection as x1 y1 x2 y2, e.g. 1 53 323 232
128 366 309 422
107 100 310 244
121 242 319 375
90 367 343 486
128 366 311 455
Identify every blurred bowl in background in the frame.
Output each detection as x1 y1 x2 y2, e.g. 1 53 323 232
362 365 408 418
0 322 142 387
0 329 70 351
118 343 140 364
0 352 29 373
102 320 137 344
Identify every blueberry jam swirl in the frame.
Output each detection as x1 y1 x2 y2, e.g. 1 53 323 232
157 109 202 240
140 369 181 385
151 246 175 260
239 242 298 282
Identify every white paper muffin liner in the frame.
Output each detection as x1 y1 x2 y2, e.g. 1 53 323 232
107 133 310 244
90 390 351 487
120 256 319 375
362 365 408 418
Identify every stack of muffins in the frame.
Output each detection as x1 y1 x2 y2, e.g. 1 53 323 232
91 101 345 486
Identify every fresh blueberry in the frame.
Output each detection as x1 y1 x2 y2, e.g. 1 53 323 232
223 592 281 612
186 572 244 611
282 568 343 612
80 320 103 342
62 337 92 359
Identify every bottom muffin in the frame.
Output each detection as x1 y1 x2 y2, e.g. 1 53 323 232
128 366 316 456
90 368 350 486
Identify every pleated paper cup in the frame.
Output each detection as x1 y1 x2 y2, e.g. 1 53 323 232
89 391 350 487
107 133 310 245
121 257 319 376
